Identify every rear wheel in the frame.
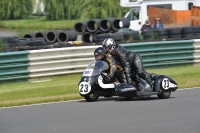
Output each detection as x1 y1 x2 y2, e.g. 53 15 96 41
84 93 99 102
157 90 171 99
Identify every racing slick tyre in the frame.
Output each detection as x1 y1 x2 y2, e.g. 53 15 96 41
157 90 171 99
84 93 99 102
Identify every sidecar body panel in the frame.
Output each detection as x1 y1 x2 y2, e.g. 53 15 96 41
154 75 178 92
115 85 137 97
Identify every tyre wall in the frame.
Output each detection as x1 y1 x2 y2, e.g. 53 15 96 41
74 17 130 43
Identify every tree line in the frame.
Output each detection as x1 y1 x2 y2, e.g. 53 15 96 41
0 0 34 20
0 0 130 20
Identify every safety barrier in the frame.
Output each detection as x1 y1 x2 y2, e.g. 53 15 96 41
0 39 199 83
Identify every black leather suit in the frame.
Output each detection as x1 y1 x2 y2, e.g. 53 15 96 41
111 44 153 85
104 53 127 84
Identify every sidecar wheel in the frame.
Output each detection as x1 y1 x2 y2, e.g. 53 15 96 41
84 94 99 102
157 90 171 99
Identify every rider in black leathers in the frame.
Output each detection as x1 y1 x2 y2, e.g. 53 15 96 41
94 47 127 84
102 38 154 85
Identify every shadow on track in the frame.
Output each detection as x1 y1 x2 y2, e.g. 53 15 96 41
78 96 176 102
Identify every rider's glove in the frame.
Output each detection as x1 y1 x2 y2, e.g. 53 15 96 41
102 72 112 80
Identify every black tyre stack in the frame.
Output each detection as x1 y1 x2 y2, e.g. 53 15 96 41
168 28 182 39
155 29 168 39
141 30 155 40
23 30 77 44
74 17 130 44
182 26 200 39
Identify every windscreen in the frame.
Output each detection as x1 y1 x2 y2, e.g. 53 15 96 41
83 60 109 76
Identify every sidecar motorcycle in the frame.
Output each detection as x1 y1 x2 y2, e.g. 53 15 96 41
78 60 178 102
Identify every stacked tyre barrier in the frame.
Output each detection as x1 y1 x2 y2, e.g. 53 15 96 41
1 30 78 52
23 30 77 43
74 17 130 43
0 36 46 52
141 25 200 41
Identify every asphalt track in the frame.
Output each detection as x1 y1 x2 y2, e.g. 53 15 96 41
0 88 200 133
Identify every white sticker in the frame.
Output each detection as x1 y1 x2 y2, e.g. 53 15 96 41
79 82 91 95
162 78 177 90
98 75 115 89
83 69 93 76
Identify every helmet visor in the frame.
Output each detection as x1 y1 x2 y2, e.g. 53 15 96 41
103 46 110 53
94 53 104 60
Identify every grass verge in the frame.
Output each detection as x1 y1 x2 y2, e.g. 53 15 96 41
0 65 200 108
0 18 79 30
0 18 81 37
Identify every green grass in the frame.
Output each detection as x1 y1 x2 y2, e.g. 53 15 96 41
0 18 81 38
0 18 80 30
0 65 200 108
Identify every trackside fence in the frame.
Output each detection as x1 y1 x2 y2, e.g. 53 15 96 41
0 39 199 83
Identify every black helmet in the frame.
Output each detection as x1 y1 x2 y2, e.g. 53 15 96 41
94 47 105 60
102 38 116 54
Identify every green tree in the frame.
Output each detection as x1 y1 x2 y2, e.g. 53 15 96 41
43 0 130 20
44 0 83 20
81 0 130 19
0 0 34 20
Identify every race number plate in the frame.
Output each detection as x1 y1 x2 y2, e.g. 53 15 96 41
162 78 177 90
79 82 91 95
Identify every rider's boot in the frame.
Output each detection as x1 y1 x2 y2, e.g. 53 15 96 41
138 73 153 84
150 73 158 81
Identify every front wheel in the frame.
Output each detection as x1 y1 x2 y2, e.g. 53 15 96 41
157 90 171 99
84 93 99 102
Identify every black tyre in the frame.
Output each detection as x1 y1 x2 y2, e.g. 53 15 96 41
155 29 168 36
158 35 169 39
169 34 182 38
157 90 171 99
99 18 114 32
182 26 200 34
0 36 19 43
142 30 154 37
123 32 131 41
167 28 182 35
159 35 168 39
144 36 152 40
86 19 101 33
46 30 57 42
119 18 130 28
109 32 124 41
23 32 35 38
96 33 109 42
28 40 45 46
74 22 87 35
183 33 196 39
14 38 31 46
66 30 78 41
84 94 99 102
94 30 104 42
82 32 95 43
131 31 139 40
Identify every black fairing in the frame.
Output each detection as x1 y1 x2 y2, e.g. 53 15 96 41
115 85 137 97
153 75 178 92
78 60 114 96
